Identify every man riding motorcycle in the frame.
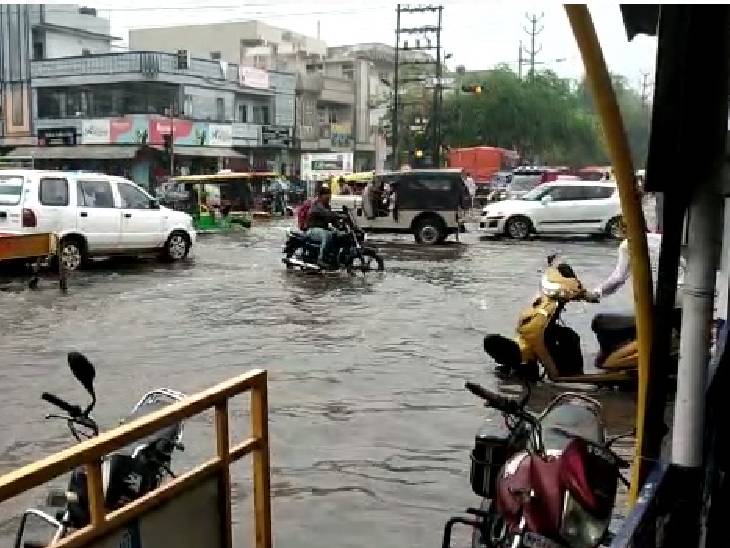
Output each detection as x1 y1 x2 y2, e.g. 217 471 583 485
306 185 344 268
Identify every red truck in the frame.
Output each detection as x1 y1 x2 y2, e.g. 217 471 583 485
446 146 519 183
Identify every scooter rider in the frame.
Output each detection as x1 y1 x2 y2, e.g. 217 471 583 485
306 185 342 267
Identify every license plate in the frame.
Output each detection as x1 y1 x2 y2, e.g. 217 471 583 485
522 532 562 548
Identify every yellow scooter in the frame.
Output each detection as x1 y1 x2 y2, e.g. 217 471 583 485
483 256 675 386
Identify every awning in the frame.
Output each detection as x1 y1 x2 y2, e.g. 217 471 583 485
5 145 141 160
173 147 244 158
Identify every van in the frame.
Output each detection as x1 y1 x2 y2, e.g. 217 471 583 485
0 170 196 270
331 168 470 244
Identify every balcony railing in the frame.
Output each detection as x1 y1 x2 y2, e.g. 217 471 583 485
32 52 241 83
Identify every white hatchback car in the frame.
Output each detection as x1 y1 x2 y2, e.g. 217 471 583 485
479 181 622 239
0 170 196 270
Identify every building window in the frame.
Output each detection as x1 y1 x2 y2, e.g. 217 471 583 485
216 97 225 121
11 84 24 126
32 29 44 60
253 105 269 125
342 62 354 80
210 51 221 60
37 89 63 119
238 104 248 123
81 48 91 56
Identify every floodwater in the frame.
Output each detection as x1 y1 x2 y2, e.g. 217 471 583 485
0 222 637 547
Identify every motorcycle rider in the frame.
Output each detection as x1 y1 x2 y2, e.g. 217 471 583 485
306 185 341 267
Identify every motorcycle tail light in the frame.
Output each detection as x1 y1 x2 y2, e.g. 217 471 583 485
559 492 610 548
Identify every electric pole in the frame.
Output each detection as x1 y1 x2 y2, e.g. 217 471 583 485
523 12 544 80
640 71 652 107
393 4 444 168
518 40 523 80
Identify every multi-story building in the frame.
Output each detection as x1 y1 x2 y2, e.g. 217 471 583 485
1 4 116 147
2 6 296 189
130 22 385 172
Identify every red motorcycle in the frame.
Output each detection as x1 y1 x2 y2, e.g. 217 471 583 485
442 381 629 548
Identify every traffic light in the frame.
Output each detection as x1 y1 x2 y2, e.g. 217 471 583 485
461 84 483 94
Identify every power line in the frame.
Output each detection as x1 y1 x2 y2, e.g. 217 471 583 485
522 12 543 81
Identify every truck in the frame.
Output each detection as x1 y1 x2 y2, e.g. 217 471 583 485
446 146 519 183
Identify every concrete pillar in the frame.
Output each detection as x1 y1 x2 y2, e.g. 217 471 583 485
671 186 722 467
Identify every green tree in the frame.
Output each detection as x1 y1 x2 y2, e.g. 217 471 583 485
438 66 647 167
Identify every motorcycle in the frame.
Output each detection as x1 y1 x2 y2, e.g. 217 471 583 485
482 255 679 385
282 206 385 273
14 352 186 548
442 380 629 548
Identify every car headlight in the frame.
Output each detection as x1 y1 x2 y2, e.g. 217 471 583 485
559 492 610 548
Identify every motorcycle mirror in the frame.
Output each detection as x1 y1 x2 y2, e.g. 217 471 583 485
67 352 96 399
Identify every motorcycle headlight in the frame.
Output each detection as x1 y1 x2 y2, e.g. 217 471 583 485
560 492 610 548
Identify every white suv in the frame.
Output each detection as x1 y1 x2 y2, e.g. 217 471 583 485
479 181 622 239
0 170 196 270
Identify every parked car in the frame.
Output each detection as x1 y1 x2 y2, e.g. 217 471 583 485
0 170 196 270
479 180 622 239
330 168 470 244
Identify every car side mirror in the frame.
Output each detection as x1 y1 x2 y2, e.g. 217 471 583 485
541 195 553 205
150 199 160 210
68 352 96 400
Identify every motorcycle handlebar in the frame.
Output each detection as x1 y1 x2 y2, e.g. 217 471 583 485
465 382 522 415
42 392 82 417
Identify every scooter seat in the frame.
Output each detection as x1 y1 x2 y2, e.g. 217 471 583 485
591 313 636 357
591 313 636 336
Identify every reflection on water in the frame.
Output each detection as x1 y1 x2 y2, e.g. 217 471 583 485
0 222 635 547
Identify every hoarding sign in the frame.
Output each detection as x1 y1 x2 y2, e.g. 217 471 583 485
38 127 77 146
81 119 110 144
301 152 354 182
207 124 233 147
239 66 270 89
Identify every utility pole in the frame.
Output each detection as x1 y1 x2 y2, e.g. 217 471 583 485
393 4 401 169
393 4 444 168
518 40 524 80
523 12 544 80
640 71 651 107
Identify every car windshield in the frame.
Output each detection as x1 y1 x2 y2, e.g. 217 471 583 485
0 176 24 205
521 185 552 201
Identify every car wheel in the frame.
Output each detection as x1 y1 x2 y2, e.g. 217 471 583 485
606 216 623 239
163 231 191 262
413 216 445 245
505 216 531 239
59 237 86 272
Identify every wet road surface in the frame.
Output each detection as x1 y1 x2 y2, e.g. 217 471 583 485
0 222 636 547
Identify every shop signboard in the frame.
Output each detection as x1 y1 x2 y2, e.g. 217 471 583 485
207 124 233 147
148 117 203 146
330 123 352 148
301 152 353 182
38 127 77 146
109 115 151 144
81 119 110 144
239 66 269 89
261 125 291 147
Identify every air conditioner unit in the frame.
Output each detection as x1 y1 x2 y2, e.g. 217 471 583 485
176 49 190 70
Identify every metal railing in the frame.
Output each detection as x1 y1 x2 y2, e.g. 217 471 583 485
0 369 271 548
32 52 240 83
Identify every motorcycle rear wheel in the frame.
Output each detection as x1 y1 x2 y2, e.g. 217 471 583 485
347 249 385 273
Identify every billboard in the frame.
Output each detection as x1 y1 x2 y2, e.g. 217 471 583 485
301 152 354 182
239 66 269 89
81 119 110 144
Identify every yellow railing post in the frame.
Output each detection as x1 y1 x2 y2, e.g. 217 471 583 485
85 459 106 526
564 4 654 505
251 373 272 548
215 400 233 548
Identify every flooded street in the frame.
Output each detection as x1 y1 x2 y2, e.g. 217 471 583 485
0 222 636 547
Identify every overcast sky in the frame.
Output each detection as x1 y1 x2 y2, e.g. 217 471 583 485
61 0 656 90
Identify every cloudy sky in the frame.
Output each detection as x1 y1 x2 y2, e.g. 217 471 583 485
60 0 657 89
